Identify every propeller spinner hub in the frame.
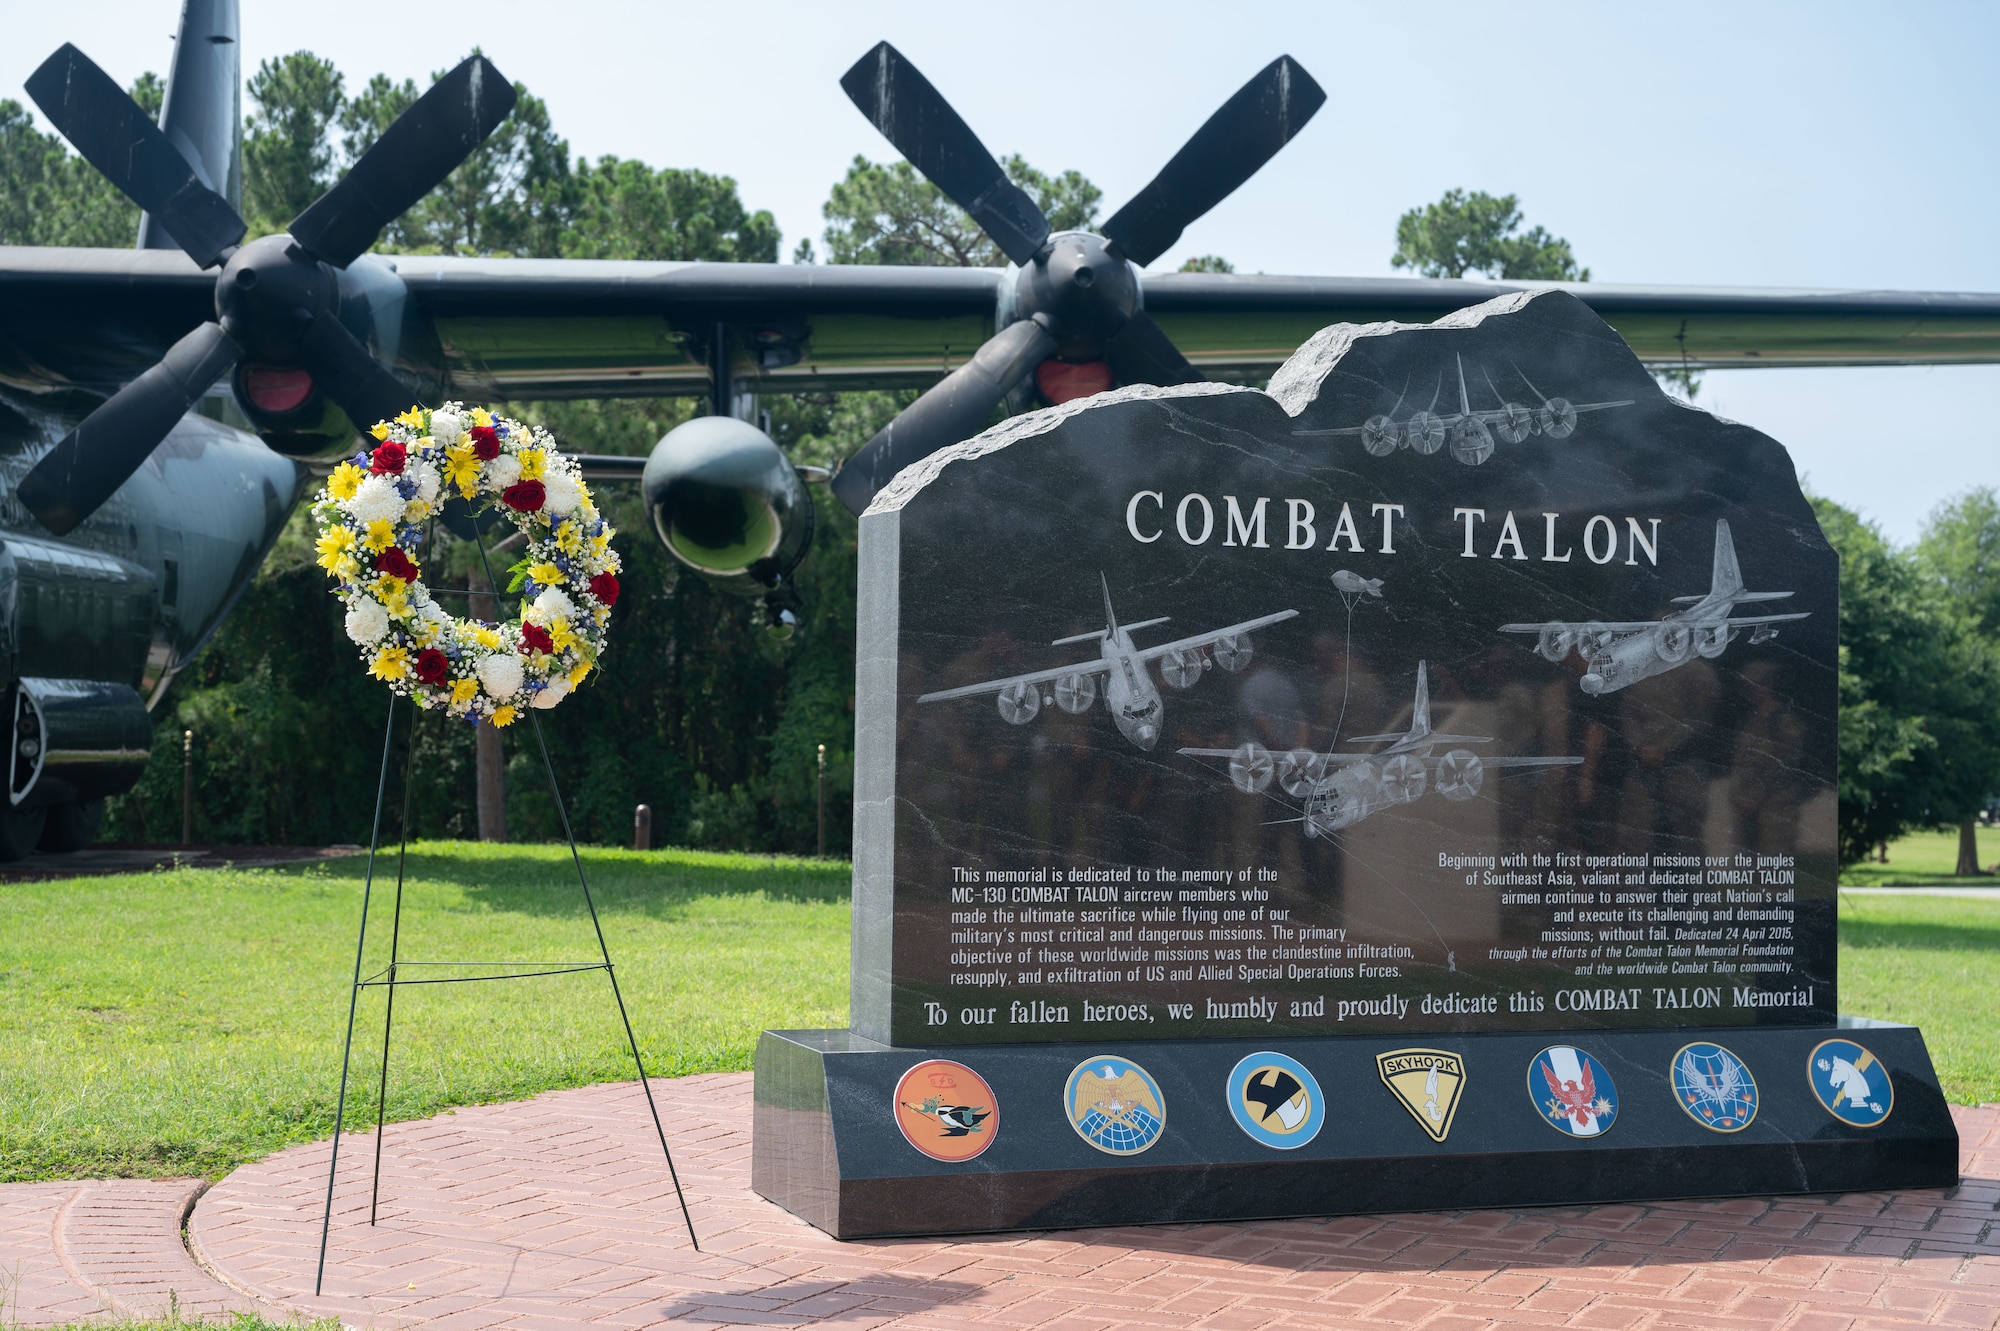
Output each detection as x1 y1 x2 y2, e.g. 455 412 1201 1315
1014 231 1138 355
215 234 338 362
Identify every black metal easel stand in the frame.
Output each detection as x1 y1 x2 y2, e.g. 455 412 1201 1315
315 534 697 1296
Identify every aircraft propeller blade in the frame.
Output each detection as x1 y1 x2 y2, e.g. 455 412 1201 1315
830 316 1057 515
17 321 241 536
288 54 517 268
298 312 424 436
1101 56 1324 267
25 44 246 268
840 42 1051 265
1103 310 1202 387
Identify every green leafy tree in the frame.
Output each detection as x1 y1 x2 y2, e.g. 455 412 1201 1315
1179 254 1234 273
1916 486 2000 872
822 153 1099 266
0 71 160 247
564 159 778 262
1819 496 2000 864
1392 188 1589 281
242 52 344 233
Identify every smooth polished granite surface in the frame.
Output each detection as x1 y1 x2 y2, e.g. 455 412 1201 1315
852 290 1837 1049
753 1025 1958 1240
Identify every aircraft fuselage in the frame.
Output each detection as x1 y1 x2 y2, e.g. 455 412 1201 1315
1099 630 1164 751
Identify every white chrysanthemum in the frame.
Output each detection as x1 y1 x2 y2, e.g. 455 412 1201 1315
531 677 569 709
485 453 521 491
542 470 582 516
533 587 575 623
477 653 523 700
430 411 463 446
345 599 389 644
345 473 405 526
413 461 441 503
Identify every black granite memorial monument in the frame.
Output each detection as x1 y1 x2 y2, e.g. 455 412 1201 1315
753 290 1957 1239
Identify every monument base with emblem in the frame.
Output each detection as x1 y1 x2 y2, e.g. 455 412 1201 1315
751 1023 1957 1240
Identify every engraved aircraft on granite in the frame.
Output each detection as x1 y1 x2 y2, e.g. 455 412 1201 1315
1498 519 1809 695
916 575 1296 752
1180 661 1580 836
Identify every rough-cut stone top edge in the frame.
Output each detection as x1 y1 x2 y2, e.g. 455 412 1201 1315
864 381 1251 516
863 287 1725 516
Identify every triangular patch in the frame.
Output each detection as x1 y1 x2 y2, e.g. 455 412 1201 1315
1376 1048 1466 1142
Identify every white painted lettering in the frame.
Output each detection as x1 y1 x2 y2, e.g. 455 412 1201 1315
1126 490 1163 544
1285 499 1316 550
1176 493 1214 545
1224 496 1270 548
1455 508 1486 558
1584 515 1617 564
1372 502 1404 554
1492 510 1528 561
1326 502 1363 553
1541 512 1572 562
1625 517 1661 566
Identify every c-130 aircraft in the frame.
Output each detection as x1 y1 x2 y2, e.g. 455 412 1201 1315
3 0 1998 859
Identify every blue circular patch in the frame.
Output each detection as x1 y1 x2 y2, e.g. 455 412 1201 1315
1670 1041 1759 1133
1527 1045 1619 1138
1226 1052 1325 1149
1808 1038 1894 1128
1064 1056 1167 1156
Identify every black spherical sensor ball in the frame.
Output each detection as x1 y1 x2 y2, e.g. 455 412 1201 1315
642 416 813 598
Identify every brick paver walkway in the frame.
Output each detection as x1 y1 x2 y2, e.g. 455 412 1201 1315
6 1075 1998 1329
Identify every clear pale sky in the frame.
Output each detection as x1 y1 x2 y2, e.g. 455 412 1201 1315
7 1 1996 545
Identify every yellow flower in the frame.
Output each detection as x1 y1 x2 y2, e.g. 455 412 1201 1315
373 573 405 597
396 406 425 428
443 441 480 500
369 422 390 441
528 561 563 587
517 448 546 482
328 462 365 501
592 603 610 627
334 554 360 582
471 407 493 428
362 519 397 553
370 646 409 680
549 617 579 654
555 522 583 556
589 529 611 555
404 499 430 523
566 659 592 688
450 678 480 710
315 526 353 575
473 625 503 651
491 703 516 727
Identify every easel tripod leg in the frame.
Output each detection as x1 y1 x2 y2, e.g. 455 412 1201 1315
315 694 401 1296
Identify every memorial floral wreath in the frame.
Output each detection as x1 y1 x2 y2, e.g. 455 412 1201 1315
310 403 621 727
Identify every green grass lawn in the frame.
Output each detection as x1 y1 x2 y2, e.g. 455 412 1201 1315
1839 825 2000 887
2 845 1994 1185
0 842 848 1182
1839 891 2000 1103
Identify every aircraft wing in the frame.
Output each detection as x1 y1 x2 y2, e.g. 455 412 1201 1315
917 658 1113 704
1498 620 1664 634
1485 757 1586 769
1176 746 1373 767
12 248 2000 400
1724 612 1812 627
1132 609 1299 662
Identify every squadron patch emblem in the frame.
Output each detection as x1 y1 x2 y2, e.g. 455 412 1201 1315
1529 1045 1618 1137
1376 1048 1465 1142
893 1059 997 1162
1671 1041 1759 1132
1064 1056 1166 1156
1226 1052 1324 1149
1808 1038 1894 1127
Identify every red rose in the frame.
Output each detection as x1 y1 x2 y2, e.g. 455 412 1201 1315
502 480 545 512
375 547 418 581
370 440 406 474
469 425 501 460
414 649 449 685
588 573 620 606
519 623 554 655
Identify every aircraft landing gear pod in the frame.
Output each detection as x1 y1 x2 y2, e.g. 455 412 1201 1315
644 416 816 639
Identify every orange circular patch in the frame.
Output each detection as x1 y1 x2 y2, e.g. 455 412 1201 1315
893 1060 998 1162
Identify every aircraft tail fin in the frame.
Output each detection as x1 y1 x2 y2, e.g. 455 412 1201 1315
1711 520 1744 600
1100 572 1118 638
141 0 243 250
1410 661 1432 739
